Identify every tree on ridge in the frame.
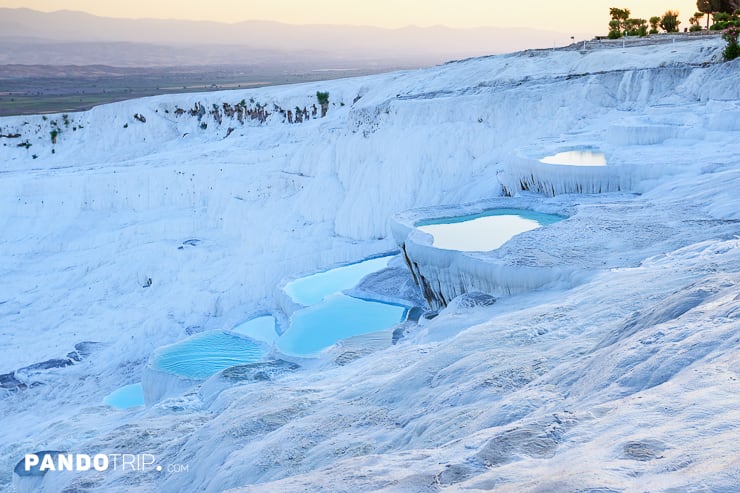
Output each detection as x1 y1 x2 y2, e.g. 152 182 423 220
660 10 681 32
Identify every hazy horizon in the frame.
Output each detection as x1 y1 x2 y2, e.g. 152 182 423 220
0 8 591 67
0 3 707 116
0 1 700 34
1 8 581 116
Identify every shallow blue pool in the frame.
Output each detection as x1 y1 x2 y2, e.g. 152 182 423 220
283 256 393 306
103 383 145 410
151 331 267 380
278 293 408 356
231 315 279 344
416 208 565 252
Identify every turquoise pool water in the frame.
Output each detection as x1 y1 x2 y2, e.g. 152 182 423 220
231 315 279 344
539 149 607 166
151 331 267 380
103 383 145 409
283 256 393 306
416 208 565 252
278 293 407 356
277 254 409 356
147 255 406 366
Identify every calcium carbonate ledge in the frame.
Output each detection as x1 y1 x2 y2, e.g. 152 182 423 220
391 197 577 310
497 133 678 197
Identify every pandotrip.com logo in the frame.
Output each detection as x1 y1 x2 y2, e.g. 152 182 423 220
17 451 190 476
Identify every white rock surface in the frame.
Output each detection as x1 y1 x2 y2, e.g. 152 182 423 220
0 37 738 492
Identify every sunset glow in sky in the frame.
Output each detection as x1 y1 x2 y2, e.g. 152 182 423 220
0 0 701 34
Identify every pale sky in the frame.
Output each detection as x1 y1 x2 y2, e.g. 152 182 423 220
0 1 700 33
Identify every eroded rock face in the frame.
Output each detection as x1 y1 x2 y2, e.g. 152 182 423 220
621 439 667 461
1 372 26 390
434 463 478 486
402 248 448 309
475 414 577 467
477 427 560 466
220 360 300 382
199 360 303 405
350 266 426 307
334 350 371 366
2 342 103 392
67 341 103 362
446 292 497 313
18 358 74 372
392 320 420 345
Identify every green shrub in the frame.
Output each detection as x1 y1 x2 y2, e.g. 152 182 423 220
609 8 630 36
316 91 330 105
624 18 648 37
660 10 681 33
723 27 740 60
608 19 622 38
715 12 732 23
690 25 703 32
649 16 661 32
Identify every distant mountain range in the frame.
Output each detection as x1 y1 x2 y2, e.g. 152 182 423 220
0 8 586 67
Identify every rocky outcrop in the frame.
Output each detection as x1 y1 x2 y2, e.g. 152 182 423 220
1 342 102 392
